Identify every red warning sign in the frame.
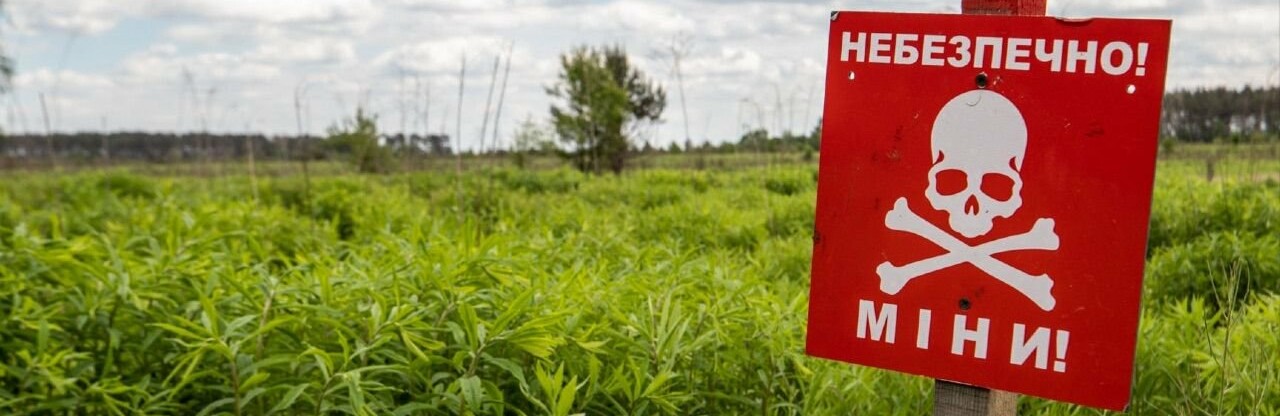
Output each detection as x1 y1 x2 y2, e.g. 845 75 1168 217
806 11 1170 411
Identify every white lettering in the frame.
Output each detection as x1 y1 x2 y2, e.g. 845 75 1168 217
950 315 990 359
1065 40 1098 74
974 36 1004 69
869 33 892 64
838 33 1143 78
894 34 921 65
1010 323 1051 369
1100 41 1134 75
1005 38 1032 71
916 309 932 349
841 32 867 62
947 35 972 68
857 299 898 343
1136 42 1149 76
1054 330 1070 373
921 35 946 66
1034 39 1064 72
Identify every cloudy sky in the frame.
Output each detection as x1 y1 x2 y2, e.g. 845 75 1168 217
4 0 1278 149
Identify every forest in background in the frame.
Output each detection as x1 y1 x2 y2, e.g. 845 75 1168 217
0 86 1273 170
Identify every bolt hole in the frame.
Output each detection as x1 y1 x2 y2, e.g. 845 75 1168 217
975 73 988 89
1126 84 1136 94
848 71 856 81
958 298 971 310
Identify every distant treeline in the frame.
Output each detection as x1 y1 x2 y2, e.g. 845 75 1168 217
1162 86 1278 142
0 132 452 165
0 86 1274 164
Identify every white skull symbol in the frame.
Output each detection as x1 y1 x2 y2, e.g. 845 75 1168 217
925 90 1027 238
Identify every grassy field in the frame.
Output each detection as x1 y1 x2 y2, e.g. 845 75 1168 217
0 148 1277 415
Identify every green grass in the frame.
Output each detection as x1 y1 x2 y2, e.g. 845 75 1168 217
0 154 1277 415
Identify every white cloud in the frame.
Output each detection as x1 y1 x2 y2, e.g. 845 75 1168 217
373 36 512 75
150 0 378 25
7 0 139 35
384 0 511 12
251 39 358 66
682 47 764 76
1 0 1276 145
14 69 114 90
120 50 282 85
576 0 698 35
166 23 251 45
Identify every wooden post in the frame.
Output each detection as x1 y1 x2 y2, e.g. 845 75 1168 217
932 1 1045 415
935 380 1017 415
960 0 1045 15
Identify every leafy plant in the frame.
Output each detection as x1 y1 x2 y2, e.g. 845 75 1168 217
0 157 1277 415
325 109 396 174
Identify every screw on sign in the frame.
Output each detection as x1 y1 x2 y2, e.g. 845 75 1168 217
804 4 1170 415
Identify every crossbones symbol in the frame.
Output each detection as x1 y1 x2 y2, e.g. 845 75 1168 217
876 198 1058 311
876 89 1059 311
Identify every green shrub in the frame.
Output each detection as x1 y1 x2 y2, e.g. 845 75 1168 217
271 179 363 240
1147 179 1279 251
492 168 581 194
96 172 158 199
1145 231 1280 311
765 197 815 238
763 172 812 196
0 160 1277 415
